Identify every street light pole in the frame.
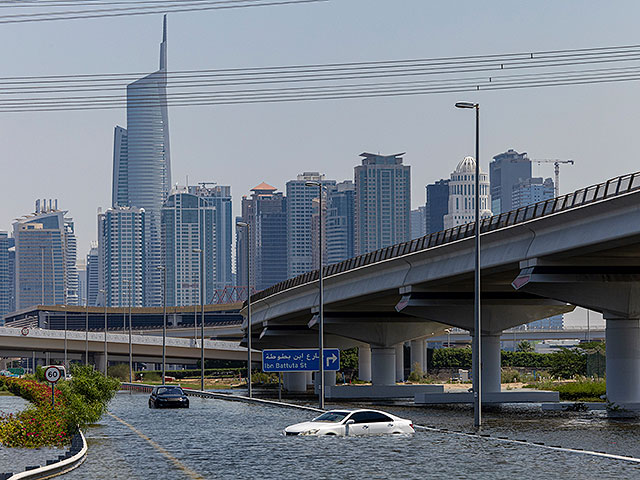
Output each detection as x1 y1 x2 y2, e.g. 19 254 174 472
124 279 133 383
100 289 108 376
305 180 325 409
85 300 89 365
64 305 68 371
157 266 167 385
193 248 205 391
236 222 252 398
455 101 482 428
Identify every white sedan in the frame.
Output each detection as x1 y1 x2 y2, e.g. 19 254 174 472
284 409 415 436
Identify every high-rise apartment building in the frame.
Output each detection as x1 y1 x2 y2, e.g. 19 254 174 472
76 260 87 306
286 173 336 278
410 207 427 239
7 239 15 314
425 179 449 234
13 200 78 309
489 149 531 215
512 177 555 210
111 17 171 306
354 152 411 255
0 232 9 320
187 184 232 291
162 188 217 306
237 183 287 291
325 181 355 265
86 243 99 306
443 157 491 229
98 206 145 308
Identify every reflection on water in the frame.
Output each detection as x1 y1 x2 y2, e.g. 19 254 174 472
64 393 640 479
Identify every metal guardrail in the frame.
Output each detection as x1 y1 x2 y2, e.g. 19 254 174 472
251 171 640 303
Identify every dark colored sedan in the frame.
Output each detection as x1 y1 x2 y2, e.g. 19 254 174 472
148 386 190 409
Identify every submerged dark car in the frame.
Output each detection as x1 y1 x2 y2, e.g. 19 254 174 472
149 386 189 409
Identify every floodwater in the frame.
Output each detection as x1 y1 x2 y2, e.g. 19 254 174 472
59 392 640 479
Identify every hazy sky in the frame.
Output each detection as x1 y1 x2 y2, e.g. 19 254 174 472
2 0 638 327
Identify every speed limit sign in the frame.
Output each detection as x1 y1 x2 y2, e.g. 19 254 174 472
44 366 61 384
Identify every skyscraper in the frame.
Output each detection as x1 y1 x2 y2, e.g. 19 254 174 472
237 183 287 292
13 200 77 309
162 187 217 306
489 149 531 215
410 207 427 240
188 184 233 291
425 179 450 234
98 206 145 308
325 180 355 265
7 239 15 314
511 177 555 210
0 232 9 320
86 242 99 306
354 152 411 255
76 259 87 307
443 157 491 229
286 173 336 278
111 17 171 306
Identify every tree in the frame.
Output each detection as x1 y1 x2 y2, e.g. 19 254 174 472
517 340 534 352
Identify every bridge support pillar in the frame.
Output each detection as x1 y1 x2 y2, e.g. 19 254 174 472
605 317 640 410
95 354 106 373
358 345 371 381
371 347 396 385
481 333 502 393
410 339 426 374
395 343 404 382
283 372 307 392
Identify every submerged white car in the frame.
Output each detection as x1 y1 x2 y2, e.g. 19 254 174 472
284 409 415 436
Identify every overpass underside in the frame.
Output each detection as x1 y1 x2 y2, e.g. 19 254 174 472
242 172 640 411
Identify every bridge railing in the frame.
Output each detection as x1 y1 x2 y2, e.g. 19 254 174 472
251 171 640 303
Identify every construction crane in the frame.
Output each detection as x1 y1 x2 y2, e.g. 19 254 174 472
529 159 574 197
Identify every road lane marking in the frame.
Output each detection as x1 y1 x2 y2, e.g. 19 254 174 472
107 412 207 480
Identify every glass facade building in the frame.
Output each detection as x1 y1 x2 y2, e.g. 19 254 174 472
0 232 9 320
512 177 555 210
98 206 145 308
111 17 171 306
237 183 288 292
489 149 531 215
187 184 233 291
13 201 77 309
86 242 99 306
162 189 217 306
354 152 411 255
425 179 449 235
286 173 336 278
325 180 355 265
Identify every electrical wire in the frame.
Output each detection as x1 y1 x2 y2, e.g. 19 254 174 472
0 0 328 23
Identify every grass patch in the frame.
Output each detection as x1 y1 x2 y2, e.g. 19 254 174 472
525 377 606 402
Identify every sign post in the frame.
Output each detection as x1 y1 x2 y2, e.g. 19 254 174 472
44 366 62 408
262 349 340 373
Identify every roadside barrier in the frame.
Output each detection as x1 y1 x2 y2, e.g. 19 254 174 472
0 430 87 480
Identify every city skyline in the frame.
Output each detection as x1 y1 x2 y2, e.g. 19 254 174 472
1 1 634 328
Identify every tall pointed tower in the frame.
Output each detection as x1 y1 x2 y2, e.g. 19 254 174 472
110 16 171 306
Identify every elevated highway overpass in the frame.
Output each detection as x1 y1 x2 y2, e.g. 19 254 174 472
0 326 259 369
240 171 640 409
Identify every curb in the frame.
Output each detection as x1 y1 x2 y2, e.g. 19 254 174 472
2 430 87 480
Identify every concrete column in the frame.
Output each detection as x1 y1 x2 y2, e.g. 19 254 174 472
358 345 371 382
315 371 336 392
305 371 313 386
371 347 396 385
95 354 106 373
605 318 640 408
481 333 502 393
410 339 426 373
283 372 307 392
395 343 404 382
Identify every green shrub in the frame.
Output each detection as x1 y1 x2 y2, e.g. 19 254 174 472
107 363 130 381
432 347 472 369
526 377 606 402
407 362 425 382
548 348 587 378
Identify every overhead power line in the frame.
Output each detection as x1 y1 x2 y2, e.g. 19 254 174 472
3 43 640 112
0 0 328 24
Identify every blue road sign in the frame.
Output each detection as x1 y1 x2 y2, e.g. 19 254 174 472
262 349 341 372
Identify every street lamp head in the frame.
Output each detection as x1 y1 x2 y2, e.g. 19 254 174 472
236 222 248 228
156 265 165 271
305 181 321 187
192 248 202 253
455 101 479 109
